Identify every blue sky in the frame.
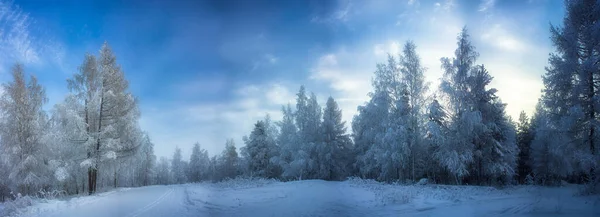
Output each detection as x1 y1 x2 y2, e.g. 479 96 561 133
0 0 564 159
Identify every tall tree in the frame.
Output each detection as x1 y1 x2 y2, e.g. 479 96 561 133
535 0 599 187
517 111 533 183
353 56 398 180
0 64 50 194
276 104 298 179
437 27 480 184
188 143 203 182
399 41 430 181
290 86 321 179
318 96 352 180
171 147 187 184
68 42 140 194
220 139 239 180
242 120 280 178
427 98 448 183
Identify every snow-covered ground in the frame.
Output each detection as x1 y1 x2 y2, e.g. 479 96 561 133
5 179 600 217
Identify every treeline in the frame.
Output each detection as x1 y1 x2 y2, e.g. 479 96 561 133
157 0 598 192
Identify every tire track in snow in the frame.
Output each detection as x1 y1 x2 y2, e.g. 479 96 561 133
125 187 174 217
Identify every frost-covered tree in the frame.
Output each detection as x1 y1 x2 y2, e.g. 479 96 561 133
399 41 430 181
155 157 171 185
171 147 187 184
426 98 449 182
353 57 397 180
242 120 280 178
0 64 50 195
289 86 321 179
533 0 599 187
517 111 534 183
68 42 140 194
468 65 518 185
188 143 203 182
437 27 479 184
437 28 517 185
317 96 352 180
135 133 156 186
220 139 239 180
531 104 574 185
275 104 299 179
46 95 89 194
188 143 210 182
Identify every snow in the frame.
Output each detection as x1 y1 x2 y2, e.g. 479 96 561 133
8 179 600 217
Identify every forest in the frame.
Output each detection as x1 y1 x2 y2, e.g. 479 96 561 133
0 0 598 205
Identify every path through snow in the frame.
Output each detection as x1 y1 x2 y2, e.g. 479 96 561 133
6 179 600 217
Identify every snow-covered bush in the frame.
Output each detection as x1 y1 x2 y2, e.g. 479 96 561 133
213 177 279 190
3 192 34 216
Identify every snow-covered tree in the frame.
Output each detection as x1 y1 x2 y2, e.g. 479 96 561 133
437 28 517 185
468 65 518 185
171 147 187 184
288 86 322 179
220 139 239 180
0 64 51 195
426 98 448 182
155 157 171 185
68 42 140 194
517 111 534 183
533 0 599 188
353 57 397 180
437 28 479 184
317 96 352 180
399 41 430 181
242 120 280 178
188 143 210 182
135 133 156 186
275 104 298 179
188 143 203 182
46 95 89 194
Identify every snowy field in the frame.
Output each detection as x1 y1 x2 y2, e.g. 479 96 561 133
2 178 599 217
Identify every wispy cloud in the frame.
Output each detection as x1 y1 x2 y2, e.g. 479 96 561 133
0 0 65 73
478 0 496 12
310 0 353 24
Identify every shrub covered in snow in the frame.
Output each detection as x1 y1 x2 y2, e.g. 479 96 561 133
3 192 34 216
212 177 279 190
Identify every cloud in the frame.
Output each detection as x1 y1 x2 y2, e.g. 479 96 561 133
480 24 528 52
265 53 278 64
311 0 353 24
141 82 295 159
0 0 66 74
478 0 496 12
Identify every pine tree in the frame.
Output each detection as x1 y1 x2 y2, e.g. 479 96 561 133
188 143 203 182
517 111 534 184
318 96 352 180
220 139 239 180
427 98 448 183
276 104 298 179
438 27 479 184
291 86 321 179
534 0 599 187
242 120 280 178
